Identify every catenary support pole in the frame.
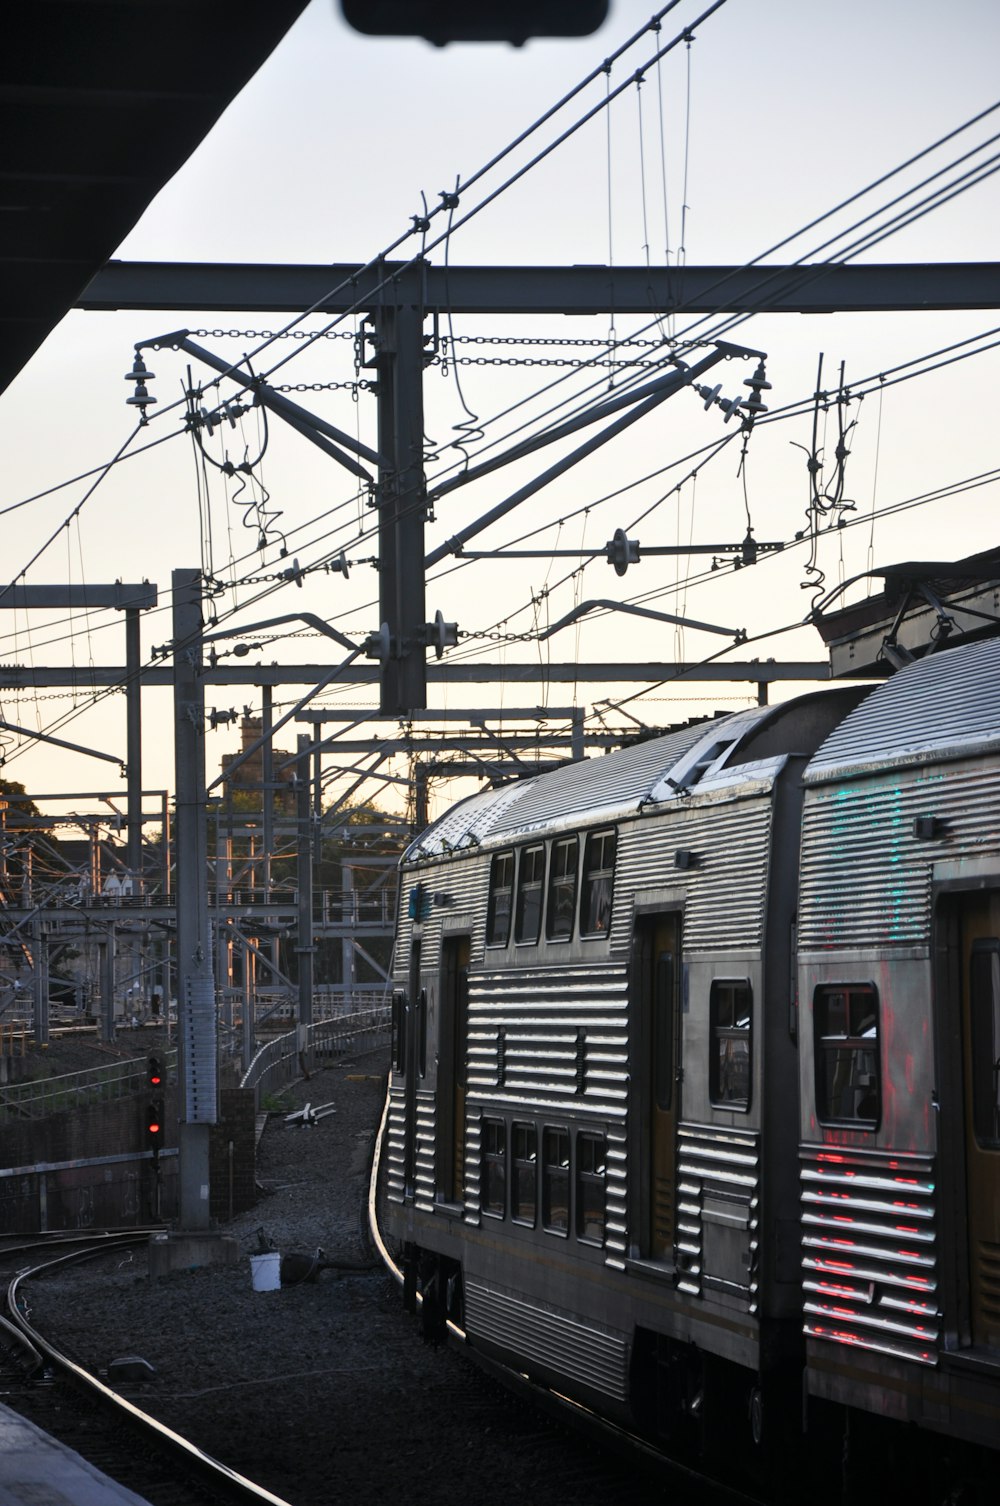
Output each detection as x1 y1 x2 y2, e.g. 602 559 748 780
125 607 143 887
296 735 314 1028
31 916 48 1046
172 567 216 1232
375 298 428 714
100 930 115 1043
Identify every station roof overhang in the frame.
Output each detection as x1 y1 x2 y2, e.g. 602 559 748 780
0 0 310 398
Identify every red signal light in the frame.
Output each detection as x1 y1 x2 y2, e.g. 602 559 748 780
145 1099 164 1158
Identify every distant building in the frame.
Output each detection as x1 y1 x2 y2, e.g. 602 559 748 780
219 719 296 814
52 837 133 902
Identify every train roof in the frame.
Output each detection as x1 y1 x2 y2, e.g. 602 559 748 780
405 687 865 861
804 635 1000 785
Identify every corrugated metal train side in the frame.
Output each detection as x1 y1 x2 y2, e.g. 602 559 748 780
378 646 1000 1485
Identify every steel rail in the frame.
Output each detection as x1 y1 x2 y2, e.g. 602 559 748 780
4 1235 296 1506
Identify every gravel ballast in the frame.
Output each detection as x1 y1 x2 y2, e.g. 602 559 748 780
21 1047 677 1506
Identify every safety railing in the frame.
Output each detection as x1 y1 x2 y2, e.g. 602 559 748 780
0 1049 179 1124
240 1004 391 1106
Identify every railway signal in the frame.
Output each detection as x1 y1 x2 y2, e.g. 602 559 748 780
147 1055 162 1090
145 1102 164 1160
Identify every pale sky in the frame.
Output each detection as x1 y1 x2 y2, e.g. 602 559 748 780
2 0 999 823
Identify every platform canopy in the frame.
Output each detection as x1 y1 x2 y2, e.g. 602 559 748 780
0 0 310 397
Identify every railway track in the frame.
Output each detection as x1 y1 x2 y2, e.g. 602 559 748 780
0 1230 295 1506
0 1059 764 1506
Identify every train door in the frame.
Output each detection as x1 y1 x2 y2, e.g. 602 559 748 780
961 891 1000 1349
632 913 680 1262
438 936 470 1204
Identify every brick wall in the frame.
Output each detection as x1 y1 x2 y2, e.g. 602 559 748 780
0 1085 258 1233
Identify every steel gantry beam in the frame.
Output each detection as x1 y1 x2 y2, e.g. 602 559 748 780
80 257 1000 713
81 260 1000 315
0 583 157 883
0 660 841 688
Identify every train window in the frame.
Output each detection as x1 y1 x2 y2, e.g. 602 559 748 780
581 829 616 937
481 1118 507 1217
391 989 406 1074
416 989 427 1079
970 941 1000 1147
546 835 579 940
575 1132 607 1245
542 1127 570 1234
813 984 880 1127
515 844 545 944
511 1122 538 1225
709 979 752 1109
486 851 514 946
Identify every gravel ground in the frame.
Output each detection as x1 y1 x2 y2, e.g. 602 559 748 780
21 1046 682 1506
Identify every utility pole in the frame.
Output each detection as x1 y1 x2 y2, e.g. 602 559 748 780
172 567 216 1234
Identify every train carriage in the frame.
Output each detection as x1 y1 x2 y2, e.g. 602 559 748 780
384 685 864 1438
380 634 1000 1486
796 634 1000 1452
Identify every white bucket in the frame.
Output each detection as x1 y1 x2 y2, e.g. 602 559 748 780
250 1252 281 1292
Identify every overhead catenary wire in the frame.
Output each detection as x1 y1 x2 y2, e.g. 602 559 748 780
7 22 1000 771
4 305 997 692
6 64 999 567
5 290 993 674
418 99 1000 489
111 1 723 438
12 78 993 658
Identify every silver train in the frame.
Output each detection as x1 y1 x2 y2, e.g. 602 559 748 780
381 635 1000 1492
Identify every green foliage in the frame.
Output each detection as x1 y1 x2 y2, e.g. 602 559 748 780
0 779 45 829
261 1090 293 1114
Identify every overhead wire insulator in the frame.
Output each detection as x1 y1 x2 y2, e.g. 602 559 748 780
423 610 458 660
364 622 393 661
125 353 155 384
125 352 156 420
126 383 155 416
605 527 640 576
742 360 771 418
